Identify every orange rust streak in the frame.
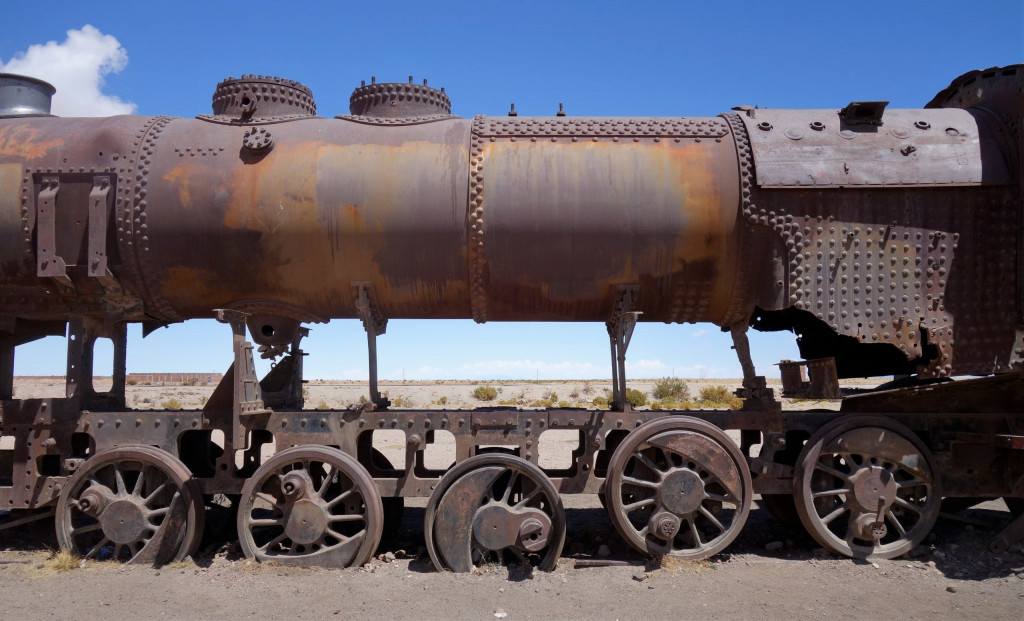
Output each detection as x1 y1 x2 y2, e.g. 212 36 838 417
0 126 64 160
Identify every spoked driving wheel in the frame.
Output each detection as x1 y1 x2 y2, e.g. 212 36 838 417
237 445 383 568
56 445 204 565
605 417 752 559
793 416 941 559
425 454 565 572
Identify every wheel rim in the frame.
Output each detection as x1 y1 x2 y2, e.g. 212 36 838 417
605 417 752 559
56 445 204 565
237 445 382 568
425 454 565 572
793 416 941 559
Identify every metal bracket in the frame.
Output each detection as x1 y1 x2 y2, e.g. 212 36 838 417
36 176 72 290
353 282 390 411
606 286 641 412
215 308 271 449
839 101 888 126
86 175 120 292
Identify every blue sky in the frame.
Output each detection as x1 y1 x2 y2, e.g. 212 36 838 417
2 1 1021 380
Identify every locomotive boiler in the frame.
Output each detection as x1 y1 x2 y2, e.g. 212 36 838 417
0 66 1022 570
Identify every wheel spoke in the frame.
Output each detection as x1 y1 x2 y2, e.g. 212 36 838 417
114 465 126 495
704 492 733 504
892 496 925 515
142 481 169 505
71 521 103 537
885 509 907 537
256 492 283 508
325 528 351 544
896 478 926 489
814 461 850 483
316 466 335 497
634 452 665 479
512 487 542 510
686 516 704 549
621 475 659 489
326 488 354 510
132 465 149 497
698 506 726 533
257 532 288 552
84 538 110 559
501 471 519 504
328 514 365 523
247 518 282 527
820 501 849 525
622 497 655 512
812 488 850 499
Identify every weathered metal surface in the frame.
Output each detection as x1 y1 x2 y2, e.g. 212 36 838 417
0 66 1023 566
779 358 840 399
0 73 54 118
54 445 204 564
793 416 941 559
738 108 992 188
424 453 565 572
604 417 752 559
236 445 382 568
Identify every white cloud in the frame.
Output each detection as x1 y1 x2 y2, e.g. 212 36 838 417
1 25 135 117
690 329 709 338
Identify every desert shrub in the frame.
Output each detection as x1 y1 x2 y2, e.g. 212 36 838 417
437 395 447 406
650 400 662 409
126 379 137 386
392 397 404 407
697 385 743 410
591 396 609 409
472 385 498 401
557 400 570 408
568 386 580 399
162 398 182 410
315 400 330 410
358 395 368 405
582 382 594 395
625 388 647 408
652 377 690 402
542 390 558 402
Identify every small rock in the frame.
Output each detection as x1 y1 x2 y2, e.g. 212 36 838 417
948 543 959 552
946 586 957 593
494 610 508 619
384 551 396 563
632 571 647 582
1017 572 1024 580
871 563 879 569
35 563 44 570
933 551 946 560
765 541 784 552
499 587 505 593
597 545 611 558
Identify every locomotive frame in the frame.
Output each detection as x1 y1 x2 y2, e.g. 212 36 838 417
1 66 1023 569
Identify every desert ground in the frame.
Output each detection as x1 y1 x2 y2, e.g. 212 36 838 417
1 378 1022 620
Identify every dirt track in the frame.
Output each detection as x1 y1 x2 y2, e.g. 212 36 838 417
0 496 1021 620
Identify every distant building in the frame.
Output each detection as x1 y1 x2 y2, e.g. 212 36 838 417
126 372 223 386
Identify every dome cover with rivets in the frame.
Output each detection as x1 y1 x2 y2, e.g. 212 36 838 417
212 75 316 118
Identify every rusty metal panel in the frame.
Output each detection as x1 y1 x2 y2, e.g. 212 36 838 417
738 108 987 188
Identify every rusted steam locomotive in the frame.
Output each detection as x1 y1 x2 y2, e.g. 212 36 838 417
0 65 1022 570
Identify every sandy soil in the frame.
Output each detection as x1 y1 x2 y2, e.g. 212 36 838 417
2 378 1022 619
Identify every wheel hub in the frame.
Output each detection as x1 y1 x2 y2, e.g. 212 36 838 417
851 466 897 512
472 504 551 552
659 468 705 515
285 499 329 545
99 499 147 544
